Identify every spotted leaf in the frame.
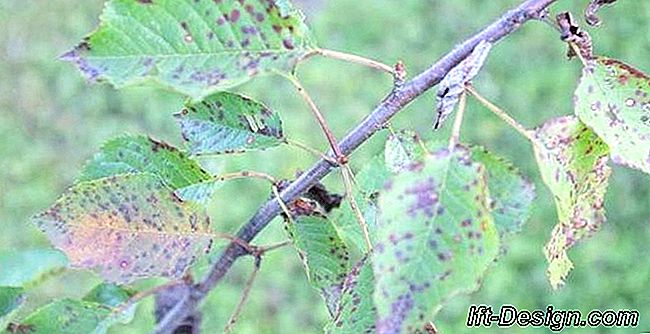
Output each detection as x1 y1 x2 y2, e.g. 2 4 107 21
532 116 611 289
0 287 25 331
62 0 316 99
79 134 218 204
16 299 113 334
176 92 284 155
575 57 650 174
470 146 536 237
385 130 426 173
285 214 351 316
326 256 376 334
0 249 68 287
32 173 213 284
373 145 499 333
83 283 137 331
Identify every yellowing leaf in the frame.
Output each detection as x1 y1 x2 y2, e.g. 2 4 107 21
33 173 213 284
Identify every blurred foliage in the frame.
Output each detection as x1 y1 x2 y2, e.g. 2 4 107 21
0 0 648 333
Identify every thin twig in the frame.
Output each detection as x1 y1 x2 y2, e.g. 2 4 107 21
287 76 346 163
153 1 559 332
214 171 277 184
284 138 338 165
448 90 467 149
466 85 535 141
223 257 261 334
316 48 395 75
114 280 186 316
341 165 372 251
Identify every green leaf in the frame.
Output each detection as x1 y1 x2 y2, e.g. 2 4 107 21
574 57 650 174
334 156 390 254
532 116 611 289
470 146 536 236
17 299 112 334
62 0 316 99
176 92 284 155
326 256 376 334
79 134 218 204
373 145 499 333
33 173 213 284
83 284 137 330
285 214 350 315
0 287 25 330
0 250 68 287
384 130 425 173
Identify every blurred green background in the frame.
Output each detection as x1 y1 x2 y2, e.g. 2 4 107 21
1 0 649 333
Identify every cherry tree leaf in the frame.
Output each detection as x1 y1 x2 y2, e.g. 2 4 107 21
32 173 213 284
176 92 284 155
79 134 218 204
0 249 68 287
373 145 499 333
470 146 536 237
326 256 376 334
16 299 112 334
532 116 611 289
285 214 350 316
384 130 426 173
62 0 316 99
575 57 650 174
434 40 492 130
83 284 137 330
0 287 25 330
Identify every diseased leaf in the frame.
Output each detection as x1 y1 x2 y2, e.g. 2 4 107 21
532 116 611 289
575 57 650 174
470 146 536 237
33 173 213 284
0 287 25 331
373 145 499 333
62 0 316 99
384 130 425 173
176 92 284 155
84 283 137 331
326 256 376 334
434 40 492 130
285 214 350 316
79 134 218 204
0 249 68 287
17 299 112 334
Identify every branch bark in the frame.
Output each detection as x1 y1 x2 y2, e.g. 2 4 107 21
154 0 557 332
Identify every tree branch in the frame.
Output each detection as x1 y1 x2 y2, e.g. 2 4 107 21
153 0 557 332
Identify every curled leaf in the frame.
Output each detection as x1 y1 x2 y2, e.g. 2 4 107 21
434 40 492 130
532 116 611 289
384 130 425 173
33 173 213 284
585 0 618 27
176 92 284 155
62 0 316 99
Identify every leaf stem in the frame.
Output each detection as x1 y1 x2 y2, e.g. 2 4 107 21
284 138 338 165
466 85 534 141
214 171 277 184
287 76 346 163
341 165 373 251
315 48 395 75
224 256 261 334
448 90 467 149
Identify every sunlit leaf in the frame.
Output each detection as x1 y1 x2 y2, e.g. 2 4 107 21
33 173 213 284
0 249 68 287
470 146 536 236
79 134 218 204
326 256 376 334
17 299 111 334
575 57 650 174
176 92 284 155
373 145 499 333
384 130 425 173
532 116 611 289
0 287 25 330
285 214 350 316
62 0 316 99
